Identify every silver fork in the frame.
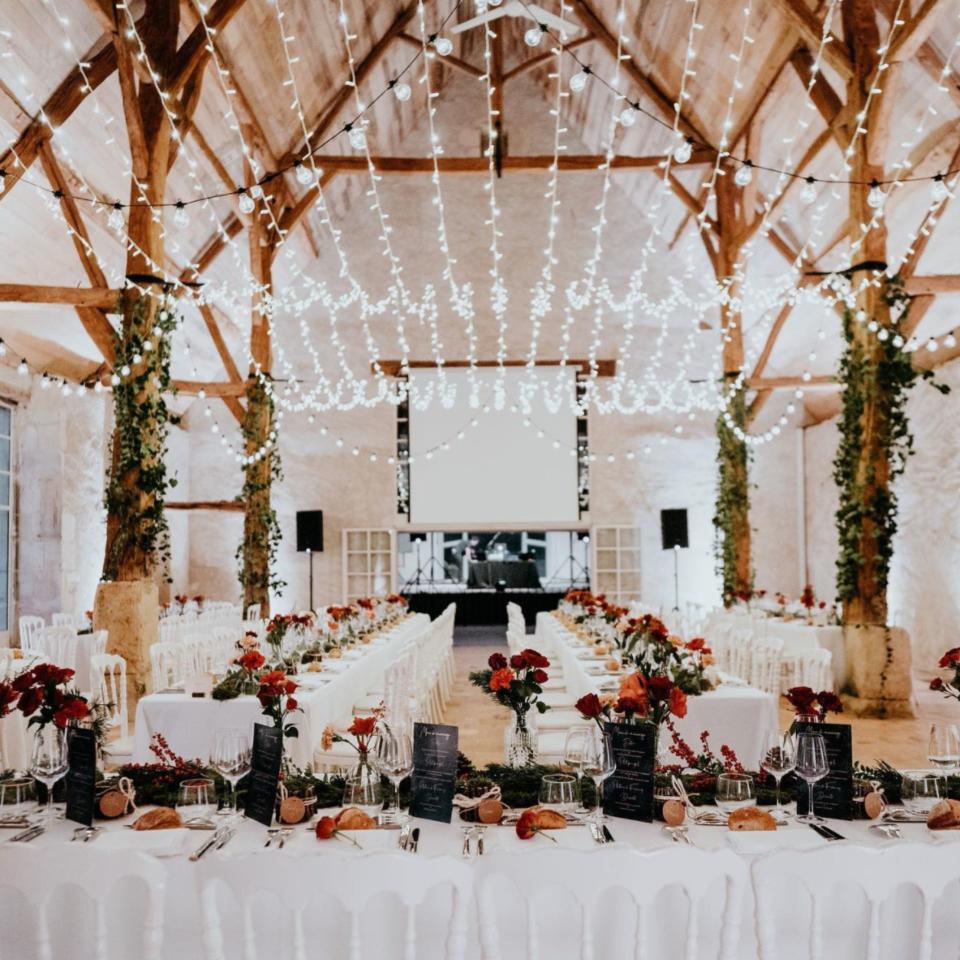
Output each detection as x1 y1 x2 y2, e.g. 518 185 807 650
264 827 281 848
460 826 474 858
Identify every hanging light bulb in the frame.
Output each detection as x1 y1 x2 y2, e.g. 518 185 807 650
40 372 50 390
108 203 124 231
391 79 411 102
237 189 255 215
619 104 638 127
867 179 885 209
945 332 958 349
931 173 950 203
569 67 590 93
800 177 817 205
673 137 693 164
926 338 939 353
16 359 27 376
173 201 189 229
347 124 367 150
433 36 453 57
294 160 314 185
524 25 545 47
733 160 753 187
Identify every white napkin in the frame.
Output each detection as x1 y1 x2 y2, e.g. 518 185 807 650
99 828 191 857
726 828 826 854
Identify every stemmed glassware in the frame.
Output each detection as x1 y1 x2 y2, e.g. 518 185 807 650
715 773 755 819
539 774 576 817
0 778 36 824
761 730 797 823
901 771 943 817
176 778 217 826
562 727 589 814
795 732 829 824
30 726 68 825
928 722 960 774
370 728 413 825
210 729 251 816
580 727 615 825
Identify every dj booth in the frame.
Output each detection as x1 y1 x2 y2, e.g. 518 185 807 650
402 588 565 626
465 559 541 590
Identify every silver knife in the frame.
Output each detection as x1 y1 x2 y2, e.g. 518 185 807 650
214 828 236 850
190 830 223 861
410 827 420 853
398 822 411 850
11 825 44 843
602 824 615 843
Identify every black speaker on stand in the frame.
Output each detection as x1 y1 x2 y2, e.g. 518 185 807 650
660 509 689 613
296 511 324 611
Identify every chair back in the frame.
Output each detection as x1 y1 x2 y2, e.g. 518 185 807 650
0 846 166 960
245 603 261 621
796 647 833 691
91 653 129 741
52 612 85 630
753 843 960 960
750 637 783 695
34 626 79 671
476 847 746 960
18 615 45 653
150 640 187 691
198 853 472 960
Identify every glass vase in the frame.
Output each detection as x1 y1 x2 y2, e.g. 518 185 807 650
504 711 538 767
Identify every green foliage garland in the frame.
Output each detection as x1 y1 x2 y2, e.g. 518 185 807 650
713 377 752 605
102 295 179 581
833 277 949 610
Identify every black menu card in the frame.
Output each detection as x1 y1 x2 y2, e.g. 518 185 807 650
409 722 458 823
602 721 656 822
244 724 283 826
65 727 97 827
794 722 853 820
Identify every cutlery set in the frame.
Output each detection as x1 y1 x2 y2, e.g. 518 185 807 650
189 825 237 861
460 825 486 857
808 823 845 841
589 823 616 844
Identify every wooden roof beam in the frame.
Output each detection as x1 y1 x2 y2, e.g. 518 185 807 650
396 33 484 79
167 0 252 95
503 36 593 82
789 47 849 150
772 0 853 81
746 374 836 389
887 0 951 63
0 285 122 309
303 152 711 172
905 275 960 295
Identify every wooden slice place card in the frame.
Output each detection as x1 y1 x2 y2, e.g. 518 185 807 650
602 721 656 822
409 722 459 824
244 724 284 827
794 722 854 820
65 727 97 827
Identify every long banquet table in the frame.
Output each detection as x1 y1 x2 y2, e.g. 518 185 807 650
132 613 431 767
536 612 779 769
1 805 957 960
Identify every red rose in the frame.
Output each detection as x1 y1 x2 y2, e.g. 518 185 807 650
615 694 648 716
237 650 265 673
939 648 960 668
488 652 508 671
532 669 548 684
576 693 603 719
316 816 337 840
785 686 817 713
54 696 89 728
509 654 527 670
815 691 843 716
521 649 550 669
0 681 18 718
348 716 377 737
647 675 673 702
685 638 706 652
931 677 945 690
489 667 514 692
11 670 35 692
17 686 43 717
669 687 687 719
286 697 298 712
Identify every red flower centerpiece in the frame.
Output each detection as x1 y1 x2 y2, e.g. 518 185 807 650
931 648 960 702
786 686 843 723
12 663 89 731
257 670 300 739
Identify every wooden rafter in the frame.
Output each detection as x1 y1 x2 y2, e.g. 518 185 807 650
772 0 853 81
746 374 835 389
0 284 122 308
900 293 935 340
166 0 251 95
198 303 245 425
887 0 951 63
396 33 484 79
789 47 848 147
502 36 593 82
166 500 243 511
905 275 960 295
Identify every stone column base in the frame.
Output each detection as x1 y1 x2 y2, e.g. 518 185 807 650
841 623 915 718
94 580 159 717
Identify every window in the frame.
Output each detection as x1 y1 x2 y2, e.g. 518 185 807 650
342 529 396 601
591 525 641 603
0 404 11 632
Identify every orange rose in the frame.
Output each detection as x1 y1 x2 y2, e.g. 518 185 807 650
348 716 377 737
489 667 514 692
619 671 646 702
669 687 687 719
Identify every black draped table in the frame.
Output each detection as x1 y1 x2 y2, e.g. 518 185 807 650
466 560 541 589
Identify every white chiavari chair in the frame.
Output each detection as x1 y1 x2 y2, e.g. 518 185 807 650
89 628 108 658
245 602 261 621
753 843 960 960
0 847 167 960
18 615 45 654
750 637 784 696
34 626 78 671
782 646 834 693
150 640 187 691
91 652 133 763
197 853 471 960
477 847 746 960
52 612 85 630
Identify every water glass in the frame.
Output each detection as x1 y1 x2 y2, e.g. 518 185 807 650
210 729 251 815
0 777 36 822
928 723 960 774
580 727 615 825
901 771 943 817
176 778 217 825
795 732 829 824
30 726 68 825
370 729 413 824
342 775 383 819
562 727 589 812
715 773 755 818
539 774 576 817
761 730 796 821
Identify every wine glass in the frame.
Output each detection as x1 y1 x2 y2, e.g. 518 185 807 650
370 729 413 825
580 727 615 825
30 726 68 825
901 770 943 817
539 774 576 817
928 723 960 774
342 775 383 819
0 777 36 824
761 730 796 823
176 778 217 826
210 729 251 816
562 727 589 814
715 773 755 819
795 732 829 824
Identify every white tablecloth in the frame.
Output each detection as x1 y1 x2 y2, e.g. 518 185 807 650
132 614 431 767
707 610 847 687
1 806 957 960
540 613 778 769
0 710 28 771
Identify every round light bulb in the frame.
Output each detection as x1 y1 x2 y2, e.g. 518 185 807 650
569 70 589 93
931 174 950 203
673 138 693 164
173 202 189 229
17 360 27 376
108 205 124 231
926 338 939 353
867 180 885 209
945 333 957 349
347 125 367 150
800 177 817 205
295 161 312 185
392 80 411 102
734 161 753 187
524 26 544 47
619 105 637 127
434 36 453 56
237 191 255 215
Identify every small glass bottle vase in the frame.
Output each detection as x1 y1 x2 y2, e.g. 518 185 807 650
504 711 538 767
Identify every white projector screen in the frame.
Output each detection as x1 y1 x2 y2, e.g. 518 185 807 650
408 368 579 525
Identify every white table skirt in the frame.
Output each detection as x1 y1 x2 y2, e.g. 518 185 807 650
0 710 29 771
132 614 431 767
540 613 778 769
1 808 957 960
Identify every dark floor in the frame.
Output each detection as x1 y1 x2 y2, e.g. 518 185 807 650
453 624 507 647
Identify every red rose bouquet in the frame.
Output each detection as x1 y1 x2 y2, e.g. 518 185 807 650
469 649 552 730
930 648 960 702
257 670 300 739
323 713 381 762
785 686 843 721
265 612 314 663
800 585 816 611
10 663 89 731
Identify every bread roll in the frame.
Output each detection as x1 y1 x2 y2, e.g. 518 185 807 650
727 807 777 832
305 661 323 673
132 807 183 831
526 806 567 830
927 797 960 830
477 798 504 824
604 659 620 673
336 807 377 830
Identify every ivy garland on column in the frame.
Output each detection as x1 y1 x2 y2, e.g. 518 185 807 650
713 379 752 606
833 277 949 612
102 294 179 582
236 379 286 605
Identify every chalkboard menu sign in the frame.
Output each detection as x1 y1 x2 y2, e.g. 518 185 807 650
244 724 283 826
602 721 656 822
794 722 853 820
65 727 97 827
409 722 458 823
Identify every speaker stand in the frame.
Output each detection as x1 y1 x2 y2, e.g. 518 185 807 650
672 546 680 613
308 549 315 612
